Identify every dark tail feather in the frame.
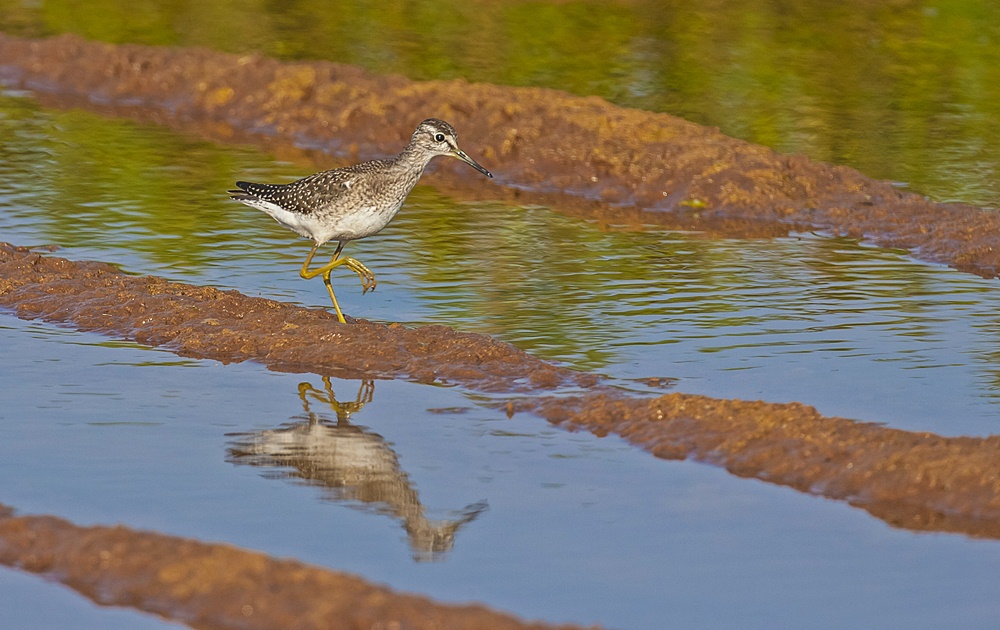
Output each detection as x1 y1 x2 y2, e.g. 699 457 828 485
229 181 256 200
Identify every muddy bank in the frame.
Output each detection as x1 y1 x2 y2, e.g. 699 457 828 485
1 33 999 276
0 504 585 630
0 243 590 393
4 243 1000 541
529 394 1000 540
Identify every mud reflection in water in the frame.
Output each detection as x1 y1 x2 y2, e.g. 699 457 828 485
227 377 487 561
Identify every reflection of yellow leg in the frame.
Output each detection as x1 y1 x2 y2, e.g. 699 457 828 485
297 381 314 412
297 377 375 422
300 242 378 324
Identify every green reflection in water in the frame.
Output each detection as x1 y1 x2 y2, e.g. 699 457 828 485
384 187 980 371
1 0 999 206
0 92 307 272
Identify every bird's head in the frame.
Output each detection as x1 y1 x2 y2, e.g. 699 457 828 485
411 118 493 178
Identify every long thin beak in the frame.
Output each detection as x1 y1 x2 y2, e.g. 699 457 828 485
453 149 493 178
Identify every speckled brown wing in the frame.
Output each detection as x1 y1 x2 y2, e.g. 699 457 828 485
229 169 356 216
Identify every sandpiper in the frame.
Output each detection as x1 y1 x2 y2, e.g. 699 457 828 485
230 118 493 323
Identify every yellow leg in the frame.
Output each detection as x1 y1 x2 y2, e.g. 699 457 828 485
299 242 378 323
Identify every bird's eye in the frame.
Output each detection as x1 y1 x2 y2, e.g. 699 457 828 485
434 133 445 142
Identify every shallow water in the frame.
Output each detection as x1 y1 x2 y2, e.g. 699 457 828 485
3 91 1000 628
2 0 999 208
4 317 1000 629
0 566 186 629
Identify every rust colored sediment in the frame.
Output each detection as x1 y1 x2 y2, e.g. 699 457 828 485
529 393 1000 539
0 33 999 275
3 243 1000 540
0 243 590 392
0 504 584 630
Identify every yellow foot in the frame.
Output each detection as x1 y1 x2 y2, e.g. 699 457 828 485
343 257 377 293
298 243 373 321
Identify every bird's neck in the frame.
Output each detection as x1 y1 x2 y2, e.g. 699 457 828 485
395 144 434 173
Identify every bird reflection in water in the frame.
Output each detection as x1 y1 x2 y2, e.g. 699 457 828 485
226 377 487 561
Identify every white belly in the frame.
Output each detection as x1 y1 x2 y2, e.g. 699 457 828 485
240 198 400 245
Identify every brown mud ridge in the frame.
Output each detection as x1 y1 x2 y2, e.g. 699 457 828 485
531 394 1000 540
1 33 1000 275
0 503 585 630
4 243 1000 542
0 243 590 392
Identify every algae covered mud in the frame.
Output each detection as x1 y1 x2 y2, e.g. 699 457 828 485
2 22 1000 630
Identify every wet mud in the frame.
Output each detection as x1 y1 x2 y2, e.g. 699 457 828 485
0 504 585 630
1 33 1000 273
0 243 589 393
4 243 1000 542
530 393 1000 540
